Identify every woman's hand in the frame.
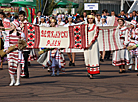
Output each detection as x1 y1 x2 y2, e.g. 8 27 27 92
6 50 10 54
87 43 92 49
85 44 91 50
87 45 90 49
123 46 126 49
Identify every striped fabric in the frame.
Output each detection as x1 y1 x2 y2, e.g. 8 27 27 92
24 23 40 48
46 49 65 72
69 24 87 49
98 26 123 51
112 26 131 66
37 49 65 72
8 34 25 76
3 18 11 31
28 49 37 61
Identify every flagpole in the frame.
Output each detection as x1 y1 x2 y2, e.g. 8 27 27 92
41 0 43 12
39 0 40 11
121 0 124 11
42 0 48 15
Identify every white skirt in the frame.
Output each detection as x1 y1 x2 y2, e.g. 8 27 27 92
112 49 131 66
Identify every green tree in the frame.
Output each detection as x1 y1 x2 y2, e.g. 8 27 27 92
36 0 61 15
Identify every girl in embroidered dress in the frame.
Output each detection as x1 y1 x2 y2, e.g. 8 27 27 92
84 15 100 79
112 18 131 73
39 16 50 27
128 20 137 70
134 28 138 73
127 28 138 75
64 16 76 66
4 20 26 86
57 15 65 26
47 19 65 76
99 16 109 62
38 19 65 76
131 27 138 72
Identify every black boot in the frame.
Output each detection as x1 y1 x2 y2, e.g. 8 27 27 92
69 61 72 66
72 63 75 66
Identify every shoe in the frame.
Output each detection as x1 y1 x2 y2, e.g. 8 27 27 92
9 78 15 86
128 65 132 71
100 59 104 62
56 72 60 76
122 70 126 73
0 68 3 70
137 73 138 76
28 62 31 66
128 68 132 71
89 75 93 79
14 79 20 86
21 75 29 78
72 63 75 66
119 71 123 74
47 68 51 72
106 59 112 61
87 73 93 79
51 73 55 77
69 61 72 66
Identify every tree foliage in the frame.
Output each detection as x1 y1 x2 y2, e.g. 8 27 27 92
36 0 61 15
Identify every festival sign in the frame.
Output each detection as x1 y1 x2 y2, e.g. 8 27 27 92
24 23 123 52
24 23 87 49
84 3 99 10
39 27 69 48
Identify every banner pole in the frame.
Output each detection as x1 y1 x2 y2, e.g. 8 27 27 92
42 0 48 15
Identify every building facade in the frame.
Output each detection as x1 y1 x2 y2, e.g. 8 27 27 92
69 0 134 15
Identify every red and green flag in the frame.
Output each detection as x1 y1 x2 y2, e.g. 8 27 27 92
25 8 36 23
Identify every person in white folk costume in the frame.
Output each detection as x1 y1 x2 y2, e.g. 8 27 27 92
99 16 108 62
0 11 11 39
127 28 138 75
57 15 65 26
128 20 137 70
37 19 65 76
64 16 75 27
84 15 100 79
48 19 65 76
4 20 26 86
64 16 76 66
100 16 108 26
112 18 131 73
39 16 50 27
134 29 138 73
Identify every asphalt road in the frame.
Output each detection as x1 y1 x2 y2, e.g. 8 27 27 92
0 53 138 102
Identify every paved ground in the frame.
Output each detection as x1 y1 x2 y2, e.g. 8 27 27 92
0 53 138 102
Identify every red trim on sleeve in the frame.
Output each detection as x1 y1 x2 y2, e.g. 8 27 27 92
90 26 99 44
